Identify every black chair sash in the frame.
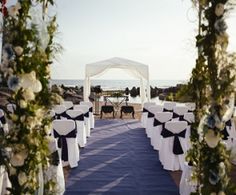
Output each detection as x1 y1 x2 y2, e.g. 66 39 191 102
221 119 232 140
173 112 184 121
0 115 6 125
143 108 148 112
84 111 89 118
161 128 186 155
55 111 68 119
53 128 77 161
163 108 172 112
153 118 165 127
147 111 155 118
64 113 84 121
89 107 93 113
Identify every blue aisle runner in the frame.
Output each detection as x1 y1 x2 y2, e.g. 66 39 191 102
65 119 179 195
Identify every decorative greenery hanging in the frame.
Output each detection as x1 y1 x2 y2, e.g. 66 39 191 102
185 0 236 194
0 0 62 194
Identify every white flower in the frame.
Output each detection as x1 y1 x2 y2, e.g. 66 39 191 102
20 71 42 92
218 191 225 195
8 2 21 17
7 75 20 91
14 46 23 56
18 171 28 186
19 100 27 108
219 162 225 177
22 88 35 101
9 167 16 176
10 150 28 167
205 129 221 148
32 80 42 93
215 3 224 17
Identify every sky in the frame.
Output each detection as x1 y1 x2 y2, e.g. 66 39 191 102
51 0 236 80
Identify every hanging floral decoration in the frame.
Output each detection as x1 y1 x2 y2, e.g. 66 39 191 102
0 0 62 194
185 0 236 194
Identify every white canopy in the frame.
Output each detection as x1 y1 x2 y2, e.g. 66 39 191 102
84 57 150 104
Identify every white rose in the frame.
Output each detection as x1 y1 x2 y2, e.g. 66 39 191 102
10 153 25 167
218 191 225 195
20 71 36 88
205 129 221 148
22 88 35 101
31 80 42 93
18 171 28 186
8 2 21 17
14 46 23 56
20 71 42 92
219 162 225 177
19 100 27 108
9 167 16 176
215 3 224 17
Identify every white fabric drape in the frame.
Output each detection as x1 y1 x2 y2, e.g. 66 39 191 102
83 57 150 104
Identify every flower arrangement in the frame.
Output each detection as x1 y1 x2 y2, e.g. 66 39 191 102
0 0 62 194
186 0 236 194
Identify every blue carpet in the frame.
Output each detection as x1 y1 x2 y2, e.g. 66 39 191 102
65 119 179 195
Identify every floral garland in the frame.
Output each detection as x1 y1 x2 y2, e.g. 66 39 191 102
186 0 236 194
0 0 62 194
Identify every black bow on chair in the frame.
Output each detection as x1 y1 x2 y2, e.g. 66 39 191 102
55 111 68 119
143 108 148 112
65 114 84 121
0 115 6 125
163 108 172 112
153 118 165 127
172 112 184 121
89 107 93 113
84 111 89 118
161 128 186 155
147 111 155 118
53 128 77 161
221 119 232 140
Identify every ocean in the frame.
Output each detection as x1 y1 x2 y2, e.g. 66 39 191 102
50 79 186 90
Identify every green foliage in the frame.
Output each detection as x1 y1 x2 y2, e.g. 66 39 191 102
0 0 61 194
186 0 236 194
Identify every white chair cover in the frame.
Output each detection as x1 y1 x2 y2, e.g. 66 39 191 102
63 101 74 110
0 166 11 195
53 105 67 119
172 106 188 121
66 110 87 147
44 137 65 195
179 163 196 195
52 120 80 168
74 104 91 137
150 112 173 150
183 112 195 149
159 121 188 171
146 105 163 138
80 101 95 129
163 101 176 112
185 102 196 112
141 102 156 128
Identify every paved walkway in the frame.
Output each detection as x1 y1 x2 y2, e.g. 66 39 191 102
65 119 179 195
